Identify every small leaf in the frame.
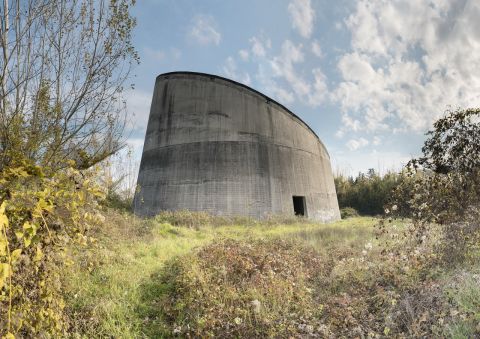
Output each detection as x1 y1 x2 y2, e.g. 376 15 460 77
0 238 6 256
22 221 31 231
11 249 22 263
0 202 8 230
34 246 44 262
0 263 10 279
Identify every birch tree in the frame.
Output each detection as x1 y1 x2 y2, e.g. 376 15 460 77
0 0 138 171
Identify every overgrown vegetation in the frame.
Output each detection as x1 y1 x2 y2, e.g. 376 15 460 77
335 169 404 216
158 239 324 337
0 1 138 337
63 210 479 338
64 213 379 337
0 160 104 337
386 108 480 264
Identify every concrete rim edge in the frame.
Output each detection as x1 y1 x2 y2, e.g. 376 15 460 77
155 71 331 159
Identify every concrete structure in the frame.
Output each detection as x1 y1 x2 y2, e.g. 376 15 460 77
134 72 340 222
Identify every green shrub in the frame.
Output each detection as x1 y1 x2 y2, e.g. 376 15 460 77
340 207 359 219
388 108 480 265
335 169 405 216
103 191 133 212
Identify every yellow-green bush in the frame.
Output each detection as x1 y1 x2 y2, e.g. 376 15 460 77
0 160 104 337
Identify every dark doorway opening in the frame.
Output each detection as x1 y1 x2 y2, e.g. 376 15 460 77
292 196 306 216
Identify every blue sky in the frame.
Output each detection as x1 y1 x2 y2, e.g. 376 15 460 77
125 0 480 175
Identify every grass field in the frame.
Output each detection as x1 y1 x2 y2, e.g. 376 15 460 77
64 211 479 338
64 212 378 337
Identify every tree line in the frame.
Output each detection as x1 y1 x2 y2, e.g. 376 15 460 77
335 168 406 216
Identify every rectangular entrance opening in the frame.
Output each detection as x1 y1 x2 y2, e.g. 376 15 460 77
292 196 306 216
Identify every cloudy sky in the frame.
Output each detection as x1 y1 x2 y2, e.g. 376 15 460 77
125 0 480 175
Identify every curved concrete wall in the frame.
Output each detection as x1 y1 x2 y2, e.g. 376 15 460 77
134 72 340 222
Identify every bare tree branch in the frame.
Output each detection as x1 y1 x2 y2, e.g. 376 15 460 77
0 0 138 171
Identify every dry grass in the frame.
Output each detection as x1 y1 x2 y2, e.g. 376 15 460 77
63 210 480 338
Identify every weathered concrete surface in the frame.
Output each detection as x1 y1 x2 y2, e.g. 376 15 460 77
134 72 340 222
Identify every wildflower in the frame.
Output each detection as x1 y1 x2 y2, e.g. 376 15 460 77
234 317 242 325
364 242 373 250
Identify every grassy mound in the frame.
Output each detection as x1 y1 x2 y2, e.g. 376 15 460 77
155 238 328 337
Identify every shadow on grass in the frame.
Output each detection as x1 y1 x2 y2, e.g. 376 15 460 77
135 268 174 339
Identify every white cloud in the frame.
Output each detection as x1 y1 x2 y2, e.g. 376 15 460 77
255 65 291 103
144 47 166 61
125 89 152 131
311 40 323 57
307 68 328 106
250 39 328 107
144 47 182 62
288 0 316 38
271 85 295 104
256 64 295 104
239 49 249 61
271 40 310 97
249 36 271 57
334 0 480 134
336 114 362 138
189 15 221 45
222 57 251 85
346 137 369 151
372 136 381 146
